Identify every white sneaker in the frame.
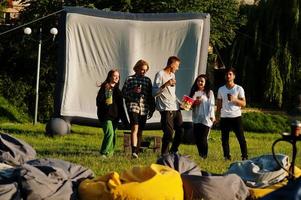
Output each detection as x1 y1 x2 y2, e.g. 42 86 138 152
132 152 138 159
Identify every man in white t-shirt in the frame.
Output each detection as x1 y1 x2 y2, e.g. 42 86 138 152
153 56 184 156
216 67 248 160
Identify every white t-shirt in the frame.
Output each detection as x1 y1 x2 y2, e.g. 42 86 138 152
192 90 215 127
217 84 245 118
152 70 179 111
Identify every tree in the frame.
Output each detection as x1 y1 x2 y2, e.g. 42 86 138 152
230 0 301 110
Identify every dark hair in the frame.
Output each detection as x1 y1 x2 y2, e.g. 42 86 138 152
189 74 211 98
166 56 181 67
101 69 120 88
133 59 149 72
225 67 236 75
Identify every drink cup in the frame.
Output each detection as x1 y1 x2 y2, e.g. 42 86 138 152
195 96 202 105
227 93 231 101
106 96 113 105
136 85 142 93
170 79 176 87
105 89 113 105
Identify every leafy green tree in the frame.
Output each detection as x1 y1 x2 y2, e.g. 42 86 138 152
230 0 301 110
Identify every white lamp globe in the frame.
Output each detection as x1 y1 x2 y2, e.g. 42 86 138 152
24 27 32 35
50 27 58 35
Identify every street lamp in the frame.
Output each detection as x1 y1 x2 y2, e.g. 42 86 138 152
24 27 58 125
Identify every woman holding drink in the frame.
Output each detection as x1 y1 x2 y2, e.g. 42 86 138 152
96 69 128 157
189 74 215 159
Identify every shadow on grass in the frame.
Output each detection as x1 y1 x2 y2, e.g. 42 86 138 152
0 127 42 135
37 149 131 158
37 149 100 157
69 131 98 136
0 107 19 122
1 127 99 137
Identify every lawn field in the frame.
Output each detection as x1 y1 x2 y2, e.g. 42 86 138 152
0 122 300 176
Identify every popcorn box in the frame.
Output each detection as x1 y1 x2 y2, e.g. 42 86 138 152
181 95 194 111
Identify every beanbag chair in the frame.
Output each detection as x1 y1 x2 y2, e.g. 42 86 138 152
78 164 183 200
157 153 249 200
20 159 94 200
156 153 202 176
181 174 249 200
226 154 289 188
0 167 21 200
0 132 36 166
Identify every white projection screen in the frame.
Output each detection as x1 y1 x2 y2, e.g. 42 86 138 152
54 7 210 128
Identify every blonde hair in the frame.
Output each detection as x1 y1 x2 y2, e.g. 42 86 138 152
133 59 149 72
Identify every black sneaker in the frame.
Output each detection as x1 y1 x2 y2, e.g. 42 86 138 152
242 156 248 161
132 152 138 159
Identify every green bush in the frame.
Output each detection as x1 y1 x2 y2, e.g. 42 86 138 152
0 75 32 115
0 96 30 123
242 112 290 133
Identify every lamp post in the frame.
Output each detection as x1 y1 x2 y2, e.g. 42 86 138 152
24 27 58 125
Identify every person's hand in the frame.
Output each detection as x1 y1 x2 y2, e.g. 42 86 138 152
147 112 153 120
194 99 201 106
214 116 220 125
168 79 176 87
133 85 142 93
227 94 238 102
96 80 102 87
105 83 111 90
147 107 155 120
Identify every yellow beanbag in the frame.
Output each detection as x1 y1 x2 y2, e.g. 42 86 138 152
79 164 183 200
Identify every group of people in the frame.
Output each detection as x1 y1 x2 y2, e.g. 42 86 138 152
96 56 248 160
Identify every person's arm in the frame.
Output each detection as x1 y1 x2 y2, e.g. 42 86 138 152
152 72 163 97
146 78 156 118
121 78 129 99
215 89 222 123
216 98 222 121
116 89 130 129
209 90 216 122
230 86 246 107
152 72 174 97
231 97 246 107
96 86 105 107
122 76 136 102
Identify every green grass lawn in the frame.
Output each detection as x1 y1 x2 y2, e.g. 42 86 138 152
1 122 301 176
